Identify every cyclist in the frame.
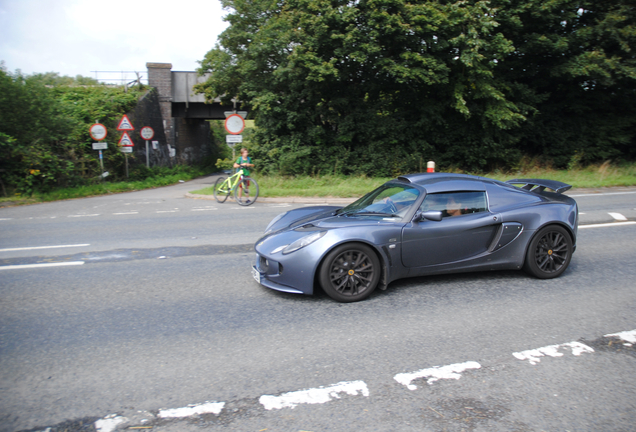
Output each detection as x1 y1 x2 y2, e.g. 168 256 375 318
233 148 254 202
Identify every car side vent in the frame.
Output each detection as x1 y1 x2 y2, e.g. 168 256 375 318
397 176 412 183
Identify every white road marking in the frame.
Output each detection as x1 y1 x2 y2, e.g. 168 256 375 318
68 214 100 217
608 212 628 221
259 381 369 410
81 328 635 428
0 218 13 221
0 244 90 252
191 208 216 211
94 414 127 432
569 191 636 198
156 210 177 213
605 329 636 347
579 221 636 229
158 401 225 418
394 361 481 390
513 341 594 365
113 212 138 215
0 261 85 271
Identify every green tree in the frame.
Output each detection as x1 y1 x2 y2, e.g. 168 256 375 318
1 64 148 194
199 0 528 174
29 71 101 86
493 0 636 167
0 67 70 194
198 0 635 174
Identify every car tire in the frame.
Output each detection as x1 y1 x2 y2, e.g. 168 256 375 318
319 243 381 302
523 225 573 279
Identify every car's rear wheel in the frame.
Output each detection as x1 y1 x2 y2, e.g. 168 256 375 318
524 225 573 279
319 243 381 302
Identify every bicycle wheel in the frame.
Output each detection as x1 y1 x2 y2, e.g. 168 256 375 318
234 177 259 206
213 176 231 203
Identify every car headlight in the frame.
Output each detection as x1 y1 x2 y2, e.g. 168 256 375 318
282 231 327 254
265 211 288 234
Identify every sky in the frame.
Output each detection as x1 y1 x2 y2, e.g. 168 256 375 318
0 0 229 83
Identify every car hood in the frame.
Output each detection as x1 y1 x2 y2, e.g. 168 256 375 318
265 205 402 234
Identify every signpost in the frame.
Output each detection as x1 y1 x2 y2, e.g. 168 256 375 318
118 131 134 147
140 126 154 168
224 114 245 135
117 115 135 178
117 115 135 131
89 123 108 141
89 123 108 181
225 113 246 158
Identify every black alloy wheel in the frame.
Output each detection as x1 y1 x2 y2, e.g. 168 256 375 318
524 225 573 279
319 243 381 302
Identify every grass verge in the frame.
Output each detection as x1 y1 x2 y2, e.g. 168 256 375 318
2 162 634 206
0 166 208 207
191 162 636 198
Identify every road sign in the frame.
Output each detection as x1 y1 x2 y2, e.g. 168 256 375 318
224 114 245 135
92 142 108 150
90 123 107 141
118 132 134 147
140 126 154 140
117 115 134 131
120 146 133 153
226 135 243 143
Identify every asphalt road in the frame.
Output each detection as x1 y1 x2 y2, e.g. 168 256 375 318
1 177 635 432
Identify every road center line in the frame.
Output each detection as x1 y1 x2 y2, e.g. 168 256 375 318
0 244 90 252
579 221 636 229
569 191 636 198
608 212 628 221
0 261 85 271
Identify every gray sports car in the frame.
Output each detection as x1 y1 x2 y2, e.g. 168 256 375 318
252 173 578 302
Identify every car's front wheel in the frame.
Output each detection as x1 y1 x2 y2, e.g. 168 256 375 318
524 225 573 279
319 243 381 302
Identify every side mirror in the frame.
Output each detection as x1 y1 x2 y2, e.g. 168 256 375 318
413 210 443 222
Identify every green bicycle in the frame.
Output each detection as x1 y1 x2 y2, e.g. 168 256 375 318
213 167 259 206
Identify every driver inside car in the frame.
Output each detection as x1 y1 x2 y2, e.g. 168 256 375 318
445 195 462 217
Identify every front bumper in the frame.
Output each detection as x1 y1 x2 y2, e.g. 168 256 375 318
252 253 306 294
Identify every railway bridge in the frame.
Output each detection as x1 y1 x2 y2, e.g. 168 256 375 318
143 62 244 166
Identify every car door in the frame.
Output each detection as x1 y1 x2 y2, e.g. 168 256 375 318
401 191 501 268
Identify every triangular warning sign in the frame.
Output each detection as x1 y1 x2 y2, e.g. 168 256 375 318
118 131 134 147
117 114 134 131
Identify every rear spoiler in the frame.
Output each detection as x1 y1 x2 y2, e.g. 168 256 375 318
505 179 572 194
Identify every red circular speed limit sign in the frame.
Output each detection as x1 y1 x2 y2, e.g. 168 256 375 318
90 123 107 141
140 126 155 140
224 114 245 135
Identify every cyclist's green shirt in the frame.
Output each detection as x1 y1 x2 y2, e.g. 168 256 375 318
236 156 252 176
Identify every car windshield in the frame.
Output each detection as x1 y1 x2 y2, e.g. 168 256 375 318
338 183 421 218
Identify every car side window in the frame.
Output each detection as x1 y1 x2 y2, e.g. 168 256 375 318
420 191 488 218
